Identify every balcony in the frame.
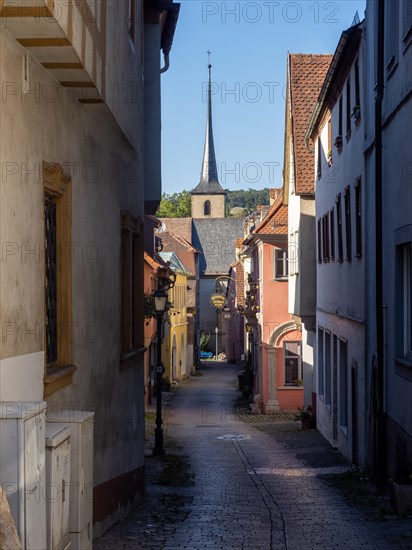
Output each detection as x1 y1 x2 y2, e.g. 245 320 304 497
0 0 106 104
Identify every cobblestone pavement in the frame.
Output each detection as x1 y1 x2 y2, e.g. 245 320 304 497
95 363 412 550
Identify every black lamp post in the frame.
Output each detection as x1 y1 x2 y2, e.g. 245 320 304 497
153 287 168 456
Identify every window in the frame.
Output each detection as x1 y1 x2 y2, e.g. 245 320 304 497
317 219 322 264
339 339 348 428
330 208 335 261
336 193 343 262
204 200 211 216
344 186 352 261
128 0 136 41
317 137 322 179
121 212 144 365
325 332 332 405
396 242 412 361
284 341 302 386
385 0 398 73
346 78 351 139
328 118 332 162
354 60 361 124
289 231 299 275
318 327 324 396
338 96 343 139
355 178 362 257
403 0 412 44
43 162 75 396
273 248 288 279
322 213 330 262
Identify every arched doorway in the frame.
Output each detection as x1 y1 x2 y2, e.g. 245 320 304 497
172 335 177 381
180 333 186 377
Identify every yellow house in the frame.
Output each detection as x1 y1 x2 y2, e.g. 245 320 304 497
159 252 189 382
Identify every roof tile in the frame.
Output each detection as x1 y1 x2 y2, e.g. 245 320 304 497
289 54 332 194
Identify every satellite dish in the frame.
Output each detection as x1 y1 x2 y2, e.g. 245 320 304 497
158 221 167 233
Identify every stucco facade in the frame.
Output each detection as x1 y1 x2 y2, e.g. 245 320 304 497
191 193 226 219
364 0 412 481
307 23 366 464
0 0 179 541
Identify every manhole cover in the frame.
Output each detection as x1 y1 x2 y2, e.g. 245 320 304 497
217 434 251 441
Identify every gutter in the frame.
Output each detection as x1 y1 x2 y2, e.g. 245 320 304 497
305 23 363 148
160 2 180 74
375 0 387 492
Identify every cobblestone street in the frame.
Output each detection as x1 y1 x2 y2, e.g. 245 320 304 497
95 363 412 550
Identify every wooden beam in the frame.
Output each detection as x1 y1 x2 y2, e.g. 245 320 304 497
79 99 104 104
42 62 83 69
17 38 71 47
59 81 95 88
0 5 53 17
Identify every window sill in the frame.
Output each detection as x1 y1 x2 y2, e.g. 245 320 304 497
120 347 146 370
386 56 398 80
44 364 77 397
278 386 304 390
395 356 412 369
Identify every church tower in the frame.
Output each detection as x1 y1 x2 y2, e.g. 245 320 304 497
191 59 226 219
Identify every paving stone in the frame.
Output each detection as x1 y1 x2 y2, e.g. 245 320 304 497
95 363 412 550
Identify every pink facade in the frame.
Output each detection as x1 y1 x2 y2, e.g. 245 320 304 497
243 195 303 413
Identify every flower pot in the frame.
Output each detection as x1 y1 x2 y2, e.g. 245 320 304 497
390 482 412 515
301 418 312 430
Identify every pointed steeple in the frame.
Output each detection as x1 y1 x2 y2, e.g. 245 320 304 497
192 57 225 194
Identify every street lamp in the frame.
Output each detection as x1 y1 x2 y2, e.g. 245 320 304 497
153 287 168 456
215 327 218 359
245 322 253 368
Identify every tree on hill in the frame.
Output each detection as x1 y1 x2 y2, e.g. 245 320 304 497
156 191 191 218
155 188 270 218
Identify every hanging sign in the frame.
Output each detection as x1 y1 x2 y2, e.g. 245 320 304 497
210 293 226 310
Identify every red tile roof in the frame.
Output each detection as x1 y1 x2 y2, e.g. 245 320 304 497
270 188 282 200
158 231 197 274
289 54 332 195
253 191 288 235
158 218 193 243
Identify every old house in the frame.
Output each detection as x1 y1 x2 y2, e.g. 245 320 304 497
242 193 303 413
159 251 189 382
306 22 366 464
0 0 179 545
363 0 412 484
283 53 332 409
157 231 199 375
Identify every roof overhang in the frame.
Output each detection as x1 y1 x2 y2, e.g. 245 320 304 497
306 22 363 144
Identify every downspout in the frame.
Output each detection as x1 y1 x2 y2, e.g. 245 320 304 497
375 0 387 492
160 52 169 73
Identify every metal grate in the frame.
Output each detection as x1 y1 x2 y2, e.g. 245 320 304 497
45 197 57 364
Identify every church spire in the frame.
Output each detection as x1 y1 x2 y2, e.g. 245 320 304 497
192 53 224 194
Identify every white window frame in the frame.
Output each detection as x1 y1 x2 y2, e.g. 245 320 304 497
284 341 302 386
273 247 288 280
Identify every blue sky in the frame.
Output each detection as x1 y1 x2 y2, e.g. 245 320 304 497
161 0 366 195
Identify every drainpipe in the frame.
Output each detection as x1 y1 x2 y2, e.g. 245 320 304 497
160 52 170 74
375 0 387 492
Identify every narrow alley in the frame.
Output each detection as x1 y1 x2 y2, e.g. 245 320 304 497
96 363 411 550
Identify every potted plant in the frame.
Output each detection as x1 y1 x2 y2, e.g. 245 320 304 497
327 149 332 165
334 135 342 151
295 406 312 430
351 105 361 124
390 465 412 515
